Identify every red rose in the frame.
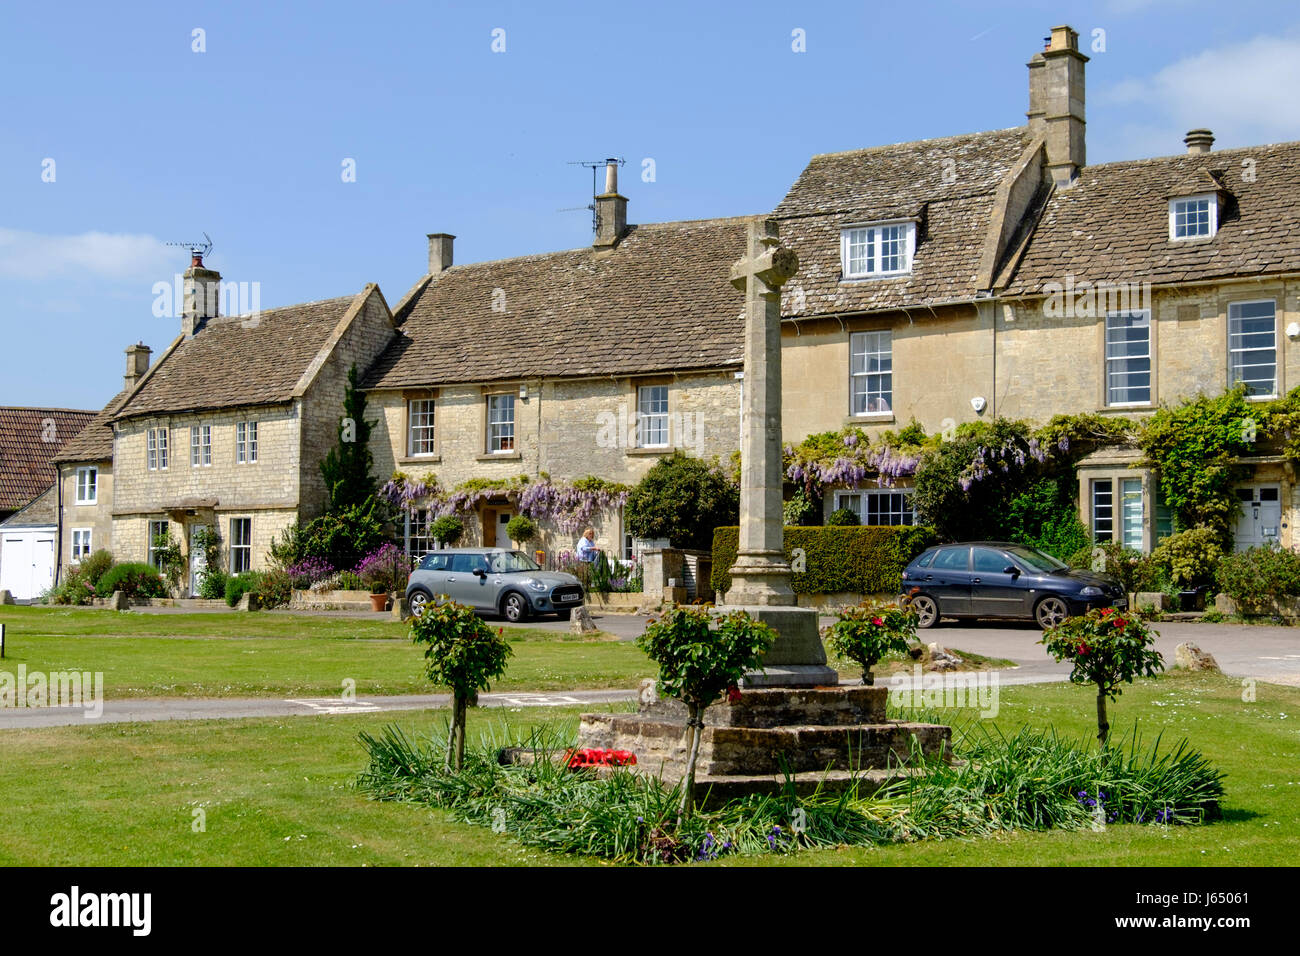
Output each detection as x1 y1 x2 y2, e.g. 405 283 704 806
872 617 884 626
727 684 742 703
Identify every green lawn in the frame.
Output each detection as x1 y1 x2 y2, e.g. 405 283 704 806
0 670 1295 866
0 606 651 698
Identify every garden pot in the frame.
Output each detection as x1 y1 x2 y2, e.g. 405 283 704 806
369 592 388 612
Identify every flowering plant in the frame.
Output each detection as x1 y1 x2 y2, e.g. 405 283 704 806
1040 607 1164 746
564 748 638 769
823 599 918 685
354 543 412 594
286 556 334 589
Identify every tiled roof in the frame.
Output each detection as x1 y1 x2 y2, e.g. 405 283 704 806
774 127 1037 317
1000 140 1300 295
113 294 362 420
363 217 751 389
0 407 96 509
51 391 129 465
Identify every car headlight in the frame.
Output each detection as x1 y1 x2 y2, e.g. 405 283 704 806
1079 586 1103 597
527 579 548 591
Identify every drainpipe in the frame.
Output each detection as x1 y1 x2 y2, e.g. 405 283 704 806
54 466 64 588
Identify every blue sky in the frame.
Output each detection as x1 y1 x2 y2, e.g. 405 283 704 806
3 0 1299 408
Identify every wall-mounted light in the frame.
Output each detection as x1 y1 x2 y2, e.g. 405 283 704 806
1287 322 1299 340
518 384 529 399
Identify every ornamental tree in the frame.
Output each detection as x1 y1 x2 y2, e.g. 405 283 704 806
320 364 377 513
824 600 917 685
635 606 776 817
1040 608 1164 748
626 452 738 551
411 600 514 770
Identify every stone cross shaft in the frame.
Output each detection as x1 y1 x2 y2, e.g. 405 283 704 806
726 218 799 606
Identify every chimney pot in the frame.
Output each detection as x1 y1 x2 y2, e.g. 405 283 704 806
427 233 455 274
1184 129 1215 154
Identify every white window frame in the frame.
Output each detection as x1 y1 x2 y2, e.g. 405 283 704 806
148 519 169 571
833 489 914 526
637 385 670 448
408 399 436 457
229 517 252 574
840 221 916 278
147 427 169 471
71 528 92 562
190 425 212 467
849 329 893 417
75 466 98 504
487 394 515 453
1168 194 1217 241
1228 299 1278 399
236 421 258 464
1105 309 1152 407
1091 479 1114 543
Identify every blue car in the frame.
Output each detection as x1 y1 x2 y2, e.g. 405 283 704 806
900 541 1127 629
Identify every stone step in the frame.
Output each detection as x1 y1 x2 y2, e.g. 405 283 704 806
638 683 886 728
578 712 951 777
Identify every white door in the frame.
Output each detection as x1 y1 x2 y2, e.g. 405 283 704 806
1234 485 1282 550
189 525 209 597
0 535 28 598
33 536 55 597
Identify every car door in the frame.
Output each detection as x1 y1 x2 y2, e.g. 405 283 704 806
444 553 481 604
918 546 973 616
969 546 1030 618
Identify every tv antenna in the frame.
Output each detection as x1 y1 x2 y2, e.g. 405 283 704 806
165 232 213 259
559 158 624 234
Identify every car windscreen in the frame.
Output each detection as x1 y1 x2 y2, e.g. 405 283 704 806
1005 546 1069 573
488 551 542 573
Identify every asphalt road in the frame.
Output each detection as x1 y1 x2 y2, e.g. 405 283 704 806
2 612 1296 730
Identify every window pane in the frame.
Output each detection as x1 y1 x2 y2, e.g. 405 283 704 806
637 386 669 447
1120 478 1143 550
488 395 515 452
409 400 436 456
1229 301 1277 396
1174 198 1211 238
1106 311 1151 405
1092 479 1113 542
862 490 913 526
850 330 892 414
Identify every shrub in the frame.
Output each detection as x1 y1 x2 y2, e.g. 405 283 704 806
1215 544 1300 613
827 507 860 526
151 532 185 595
95 563 167 600
505 515 538 547
51 567 95 606
197 569 228 600
286 556 333 589
410 600 513 770
636 605 776 817
269 499 387 572
711 525 936 597
225 571 264 607
626 452 738 552
1149 527 1225 590
1069 541 1151 603
1040 608 1165 747
824 600 918 685
354 543 411 594
782 488 820 526
255 568 293 609
78 550 116 589
429 515 464 547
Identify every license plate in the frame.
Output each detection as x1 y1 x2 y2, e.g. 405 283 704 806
558 593 580 603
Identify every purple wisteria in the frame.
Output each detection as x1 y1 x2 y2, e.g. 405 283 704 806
784 429 919 493
517 478 630 535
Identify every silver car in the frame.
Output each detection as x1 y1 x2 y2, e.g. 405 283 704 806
404 548 586 622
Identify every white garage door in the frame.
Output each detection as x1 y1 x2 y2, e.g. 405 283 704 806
0 531 57 601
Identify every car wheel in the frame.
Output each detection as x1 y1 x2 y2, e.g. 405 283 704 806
556 608 573 621
911 594 939 628
502 592 527 623
408 588 432 618
1035 596 1069 629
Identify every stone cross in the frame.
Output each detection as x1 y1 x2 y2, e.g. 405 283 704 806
726 218 799 606
723 218 836 687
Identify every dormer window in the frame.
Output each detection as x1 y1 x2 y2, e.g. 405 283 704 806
841 221 916 278
1169 194 1217 240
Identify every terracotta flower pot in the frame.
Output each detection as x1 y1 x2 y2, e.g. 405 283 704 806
369 592 388 612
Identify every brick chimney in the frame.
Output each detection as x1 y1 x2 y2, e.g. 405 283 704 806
124 342 151 390
182 252 221 337
427 233 455 274
1027 25 1088 187
1184 129 1215 154
593 159 628 248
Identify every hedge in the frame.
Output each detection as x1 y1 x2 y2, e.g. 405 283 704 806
710 525 937 597
94 563 167 599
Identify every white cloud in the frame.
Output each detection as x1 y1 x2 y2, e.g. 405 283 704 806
1102 34 1300 150
0 228 172 281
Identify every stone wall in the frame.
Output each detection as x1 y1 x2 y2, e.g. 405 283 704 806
58 462 114 578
